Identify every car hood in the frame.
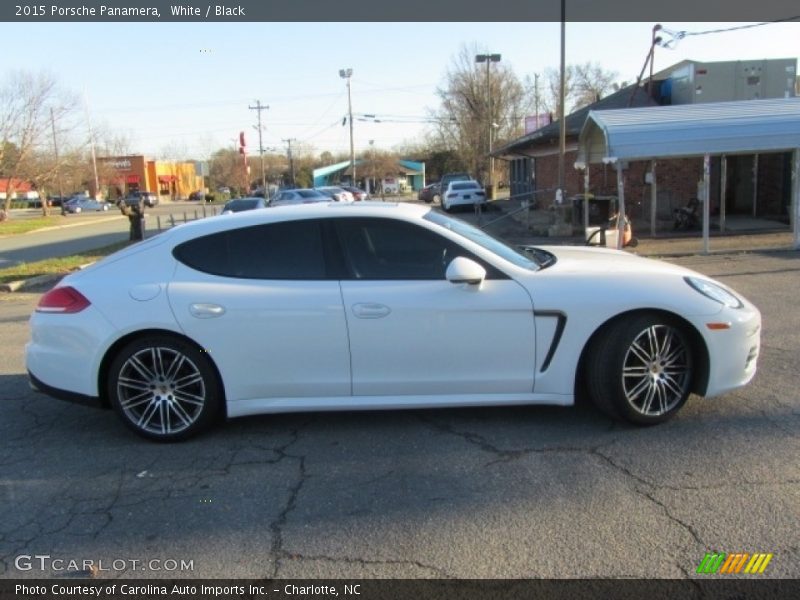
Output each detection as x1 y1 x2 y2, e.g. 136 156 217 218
536 245 694 277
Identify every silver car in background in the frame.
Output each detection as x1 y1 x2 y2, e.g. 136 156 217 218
316 186 355 202
270 188 330 207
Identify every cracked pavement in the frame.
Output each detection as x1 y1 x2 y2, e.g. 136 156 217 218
0 251 798 579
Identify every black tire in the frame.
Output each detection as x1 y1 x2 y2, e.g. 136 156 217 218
107 335 222 441
585 314 693 425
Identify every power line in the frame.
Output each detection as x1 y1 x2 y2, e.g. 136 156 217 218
658 17 800 48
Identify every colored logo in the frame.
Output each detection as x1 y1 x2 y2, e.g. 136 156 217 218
696 552 773 575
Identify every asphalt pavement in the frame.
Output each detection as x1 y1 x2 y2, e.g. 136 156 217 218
0 222 798 579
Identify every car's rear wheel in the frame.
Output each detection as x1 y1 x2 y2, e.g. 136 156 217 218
107 336 221 441
586 314 693 425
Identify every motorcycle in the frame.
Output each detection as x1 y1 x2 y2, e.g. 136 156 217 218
674 197 700 230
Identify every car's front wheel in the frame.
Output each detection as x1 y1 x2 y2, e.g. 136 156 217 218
107 336 222 441
586 314 693 425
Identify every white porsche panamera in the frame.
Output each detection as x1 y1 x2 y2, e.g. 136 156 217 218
26 203 761 441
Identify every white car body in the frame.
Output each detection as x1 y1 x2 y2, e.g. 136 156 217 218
26 203 760 440
442 180 486 211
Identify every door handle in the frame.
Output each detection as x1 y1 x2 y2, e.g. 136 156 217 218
189 303 226 319
352 303 391 319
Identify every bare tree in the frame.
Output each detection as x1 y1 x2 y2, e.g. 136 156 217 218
540 62 619 116
431 44 531 184
0 70 77 217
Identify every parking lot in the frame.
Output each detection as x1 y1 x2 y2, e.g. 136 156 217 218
1 248 798 579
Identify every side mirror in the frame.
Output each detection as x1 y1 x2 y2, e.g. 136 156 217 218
446 256 486 286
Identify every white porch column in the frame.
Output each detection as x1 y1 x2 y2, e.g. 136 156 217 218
720 155 727 233
616 162 625 250
702 154 711 255
650 160 657 237
792 148 799 250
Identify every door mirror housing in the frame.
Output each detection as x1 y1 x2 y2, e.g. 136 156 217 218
446 257 486 285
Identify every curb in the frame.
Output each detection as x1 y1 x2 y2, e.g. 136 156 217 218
0 273 64 293
0 215 124 240
0 262 95 294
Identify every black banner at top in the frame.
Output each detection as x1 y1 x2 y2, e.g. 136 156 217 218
3 0 800 22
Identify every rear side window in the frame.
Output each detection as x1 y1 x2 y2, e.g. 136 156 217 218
173 220 326 279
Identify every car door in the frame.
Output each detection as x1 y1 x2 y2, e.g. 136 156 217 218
167 219 351 405
334 217 535 396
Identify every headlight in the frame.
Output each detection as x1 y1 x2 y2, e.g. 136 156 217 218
685 277 743 309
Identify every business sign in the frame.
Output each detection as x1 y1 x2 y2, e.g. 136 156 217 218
524 113 552 134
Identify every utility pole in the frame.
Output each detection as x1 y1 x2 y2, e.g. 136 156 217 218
50 108 64 206
83 91 100 199
282 138 297 186
248 100 269 194
558 0 566 197
475 53 501 198
339 68 355 183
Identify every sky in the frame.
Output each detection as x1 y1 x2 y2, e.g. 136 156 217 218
3 21 799 160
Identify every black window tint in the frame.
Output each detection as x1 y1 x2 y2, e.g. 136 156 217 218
173 220 326 279
335 217 504 281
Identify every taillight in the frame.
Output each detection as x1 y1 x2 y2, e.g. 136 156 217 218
36 286 91 314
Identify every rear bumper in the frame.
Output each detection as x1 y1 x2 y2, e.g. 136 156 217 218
28 370 103 408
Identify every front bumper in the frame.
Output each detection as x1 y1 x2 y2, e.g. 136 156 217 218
700 303 761 398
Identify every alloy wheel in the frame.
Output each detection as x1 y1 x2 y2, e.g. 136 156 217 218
621 324 691 417
116 346 206 436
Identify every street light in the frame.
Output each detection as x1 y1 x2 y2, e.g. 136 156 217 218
339 68 355 184
475 53 501 198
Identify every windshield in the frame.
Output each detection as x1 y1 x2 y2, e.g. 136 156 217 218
424 211 541 271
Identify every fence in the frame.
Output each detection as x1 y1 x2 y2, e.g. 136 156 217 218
154 204 221 232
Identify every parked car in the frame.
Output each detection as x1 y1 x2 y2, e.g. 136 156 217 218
341 185 369 201
270 188 330 207
130 190 158 207
222 197 267 214
188 190 205 202
316 186 355 202
63 197 110 214
47 196 68 208
441 180 486 212
418 182 441 204
439 172 472 200
27 203 761 441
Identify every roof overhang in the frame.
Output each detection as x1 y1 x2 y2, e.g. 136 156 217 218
577 97 800 165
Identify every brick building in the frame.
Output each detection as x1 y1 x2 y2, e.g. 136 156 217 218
494 59 798 232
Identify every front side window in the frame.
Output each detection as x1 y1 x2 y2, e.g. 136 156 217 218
334 217 503 280
173 220 326 279
424 210 542 271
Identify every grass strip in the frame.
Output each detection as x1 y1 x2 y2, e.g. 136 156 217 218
0 241 130 284
0 216 66 235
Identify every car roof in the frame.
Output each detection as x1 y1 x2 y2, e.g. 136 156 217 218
165 202 428 242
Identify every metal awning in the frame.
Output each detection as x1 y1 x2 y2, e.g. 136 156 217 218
575 97 800 252
577 97 800 164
